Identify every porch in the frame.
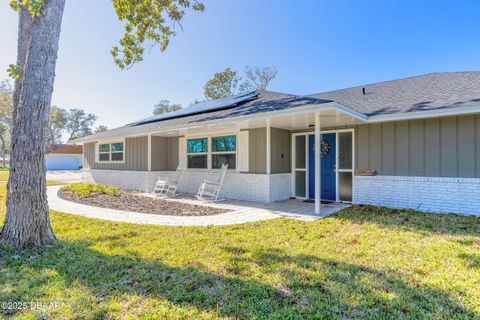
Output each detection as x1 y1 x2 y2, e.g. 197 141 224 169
146 105 364 214
84 98 366 214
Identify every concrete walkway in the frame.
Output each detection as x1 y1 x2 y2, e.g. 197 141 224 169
47 186 348 226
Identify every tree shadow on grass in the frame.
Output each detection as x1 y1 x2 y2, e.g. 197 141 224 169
221 246 477 319
332 205 480 237
459 253 480 270
0 239 477 319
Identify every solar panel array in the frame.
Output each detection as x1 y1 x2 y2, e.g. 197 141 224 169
128 91 259 126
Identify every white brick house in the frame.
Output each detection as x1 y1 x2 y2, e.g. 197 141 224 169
74 72 480 216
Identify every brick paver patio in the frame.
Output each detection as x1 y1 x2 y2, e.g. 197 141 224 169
47 185 349 226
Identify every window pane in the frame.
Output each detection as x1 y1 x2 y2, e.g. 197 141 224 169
188 155 207 168
187 138 208 153
212 154 235 169
99 153 110 161
111 142 123 152
295 136 306 169
295 171 306 197
99 144 109 152
112 152 123 161
339 172 352 201
338 132 352 170
212 135 236 152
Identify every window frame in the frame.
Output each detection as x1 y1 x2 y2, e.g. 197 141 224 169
96 139 125 164
185 133 237 170
186 137 208 169
211 135 237 170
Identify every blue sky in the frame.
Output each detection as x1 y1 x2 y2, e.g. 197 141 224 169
1 0 480 129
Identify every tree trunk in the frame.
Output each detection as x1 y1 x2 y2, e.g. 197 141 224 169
12 6 33 119
0 0 66 247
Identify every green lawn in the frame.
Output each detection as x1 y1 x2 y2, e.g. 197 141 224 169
0 169 8 181
0 183 479 319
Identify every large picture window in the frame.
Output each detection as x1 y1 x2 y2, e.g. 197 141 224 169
211 135 236 169
187 138 208 169
98 141 124 162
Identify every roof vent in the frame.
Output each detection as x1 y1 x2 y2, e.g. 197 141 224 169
362 87 366 95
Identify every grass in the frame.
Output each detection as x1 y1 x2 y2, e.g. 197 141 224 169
0 169 8 181
61 182 119 197
0 184 479 319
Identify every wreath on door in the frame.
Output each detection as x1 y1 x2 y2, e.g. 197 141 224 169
320 140 330 158
312 140 330 158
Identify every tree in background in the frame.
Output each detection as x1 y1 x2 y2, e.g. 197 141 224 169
244 66 277 91
0 81 13 167
203 68 241 100
47 107 106 144
153 100 182 115
94 125 108 133
46 106 67 144
65 109 97 141
2 0 203 247
203 66 278 100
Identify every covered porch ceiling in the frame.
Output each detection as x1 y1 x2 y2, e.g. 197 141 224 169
152 104 367 137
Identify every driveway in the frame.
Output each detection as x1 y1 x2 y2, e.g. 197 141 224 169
46 170 83 182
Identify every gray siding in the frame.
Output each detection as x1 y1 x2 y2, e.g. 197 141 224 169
271 127 291 173
151 136 179 171
353 115 480 178
151 136 168 171
247 128 267 174
84 136 148 171
167 137 179 170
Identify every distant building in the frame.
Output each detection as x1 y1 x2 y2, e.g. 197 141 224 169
46 144 83 170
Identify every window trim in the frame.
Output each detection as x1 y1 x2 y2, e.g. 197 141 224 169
186 137 208 169
211 135 236 170
95 139 126 164
185 133 237 170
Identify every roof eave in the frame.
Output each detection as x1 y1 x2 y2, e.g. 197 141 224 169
367 105 480 123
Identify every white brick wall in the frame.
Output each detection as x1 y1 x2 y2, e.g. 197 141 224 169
270 173 293 202
83 169 292 203
354 175 480 216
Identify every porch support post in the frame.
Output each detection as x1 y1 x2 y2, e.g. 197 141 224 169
147 133 152 172
266 119 271 174
314 112 321 215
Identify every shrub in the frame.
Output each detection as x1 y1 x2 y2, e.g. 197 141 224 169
62 182 119 197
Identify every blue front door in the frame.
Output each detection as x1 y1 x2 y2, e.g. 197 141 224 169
308 133 336 200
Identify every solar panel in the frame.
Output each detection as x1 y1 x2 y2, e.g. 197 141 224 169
128 91 259 126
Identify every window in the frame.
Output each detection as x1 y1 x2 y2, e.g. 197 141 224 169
211 135 236 169
187 138 208 169
98 141 124 162
99 144 110 161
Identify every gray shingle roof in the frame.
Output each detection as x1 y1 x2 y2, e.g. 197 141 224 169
310 71 480 116
72 90 332 143
72 71 480 143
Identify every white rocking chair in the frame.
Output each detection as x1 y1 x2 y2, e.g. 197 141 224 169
153 167 185 198
196 164 228 201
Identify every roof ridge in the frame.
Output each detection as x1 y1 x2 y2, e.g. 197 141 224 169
310 71 480 96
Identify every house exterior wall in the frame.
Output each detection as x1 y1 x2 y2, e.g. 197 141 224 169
167 136 179 170
271 127 291 173
355 115 480 178
151 136 168 171
315 114 480 178
354 175 480 215
247 128 267 174
80 114 480 214
150 136 179 171
83 136 148 171
82 169 291 202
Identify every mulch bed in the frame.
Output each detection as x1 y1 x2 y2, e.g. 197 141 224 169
58 189 230 216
